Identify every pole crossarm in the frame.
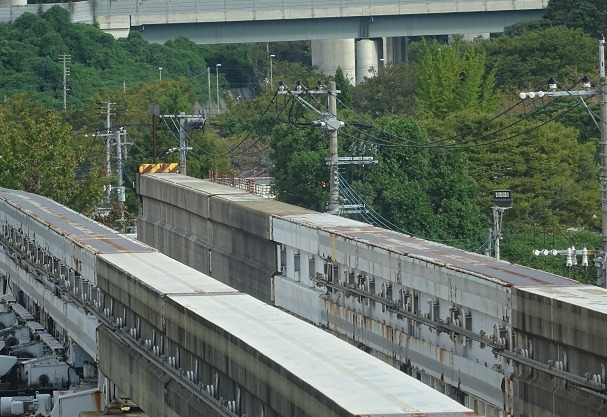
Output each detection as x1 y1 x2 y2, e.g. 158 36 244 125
325 156 378 165
532 247 590 267
519 39 607 287
161 113 205 176
277 81 344 214
519 89 599 99
277 81 342 120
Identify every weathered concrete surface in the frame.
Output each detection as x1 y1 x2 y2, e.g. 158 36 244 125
512 286 607 417
136 173 607 417
137 174 312 303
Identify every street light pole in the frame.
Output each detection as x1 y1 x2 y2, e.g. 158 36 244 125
159 67 162 80
270 54 275 90
599 38 607 286
216 64 222 115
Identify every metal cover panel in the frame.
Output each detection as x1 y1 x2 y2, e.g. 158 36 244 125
147 174 251 195
171 293 474 416
217 193 266 202
0 189 152 254
99 252 238 295
281 213 578 287
519 285 607 314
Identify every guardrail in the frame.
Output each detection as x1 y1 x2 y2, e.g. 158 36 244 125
0 0 546 23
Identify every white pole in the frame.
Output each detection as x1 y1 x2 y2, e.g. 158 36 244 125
270 54 275 90
216 64 222 115
599 39 607 286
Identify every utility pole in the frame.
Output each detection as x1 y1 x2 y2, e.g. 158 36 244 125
58 54 70 110
105 101 115 203
493 207 505 260
278 81 345 214
162 112 202 175
116 129 125 221
519 38 606 286
179 113 187 175
327 81 339 215
491 190 512 260
207 67 212 117
216 63 222 116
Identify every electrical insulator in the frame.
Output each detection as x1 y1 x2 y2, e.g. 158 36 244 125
571 246 577 266
566 247 572 267
582 247 588 267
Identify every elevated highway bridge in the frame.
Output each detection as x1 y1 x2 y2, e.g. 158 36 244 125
0 0 546 82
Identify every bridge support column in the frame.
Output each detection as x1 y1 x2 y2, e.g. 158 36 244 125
383 36 409 64
456 33 491 42
355 39 380 84
311 39 355 84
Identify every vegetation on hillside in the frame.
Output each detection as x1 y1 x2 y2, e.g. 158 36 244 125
0 1 604 282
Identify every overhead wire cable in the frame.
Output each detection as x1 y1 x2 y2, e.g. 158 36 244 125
337 172 486 244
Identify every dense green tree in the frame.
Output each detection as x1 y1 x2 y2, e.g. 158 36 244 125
0 94 105 213
479 26 597 92
502 18 552 37
433 109 600 233
476 26 601 148
269 123 328 211
366 117 484 243
415 39 497 120
543 0 607 39
334 67 353 108
351 62 417 117
0 7 255 110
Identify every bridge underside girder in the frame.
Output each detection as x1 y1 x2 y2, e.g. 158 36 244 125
132 10 543 44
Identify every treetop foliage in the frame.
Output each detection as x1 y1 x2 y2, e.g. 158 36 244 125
480 26 598 91
0 0 604 279
0 6 254 110
543 0 607 39
415 39 498 119
0 93 105 214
